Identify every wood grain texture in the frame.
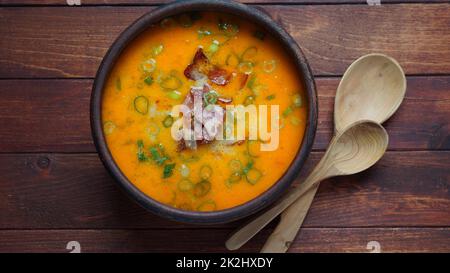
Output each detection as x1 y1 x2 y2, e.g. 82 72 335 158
0 151 448 229
0 80 91 152
0 76 448 152
1 4 450 78
0 228 448 253
1 0 448 6
0 0 449 254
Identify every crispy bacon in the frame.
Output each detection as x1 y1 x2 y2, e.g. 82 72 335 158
184 48 231 86
238 73 249 90
208 67 231 86
177 84 225 151
184 48 212 80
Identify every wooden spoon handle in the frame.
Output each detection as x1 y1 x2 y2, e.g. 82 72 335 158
260 183 319 253
225 164 329 251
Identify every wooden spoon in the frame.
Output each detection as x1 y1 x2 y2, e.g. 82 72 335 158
225 120 389 251
259 53 406 252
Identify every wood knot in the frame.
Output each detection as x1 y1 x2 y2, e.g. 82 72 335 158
37 156 50 169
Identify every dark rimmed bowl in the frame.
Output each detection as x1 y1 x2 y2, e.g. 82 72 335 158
91 0 318 224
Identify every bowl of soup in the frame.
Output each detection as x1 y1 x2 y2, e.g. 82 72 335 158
91 0 317 224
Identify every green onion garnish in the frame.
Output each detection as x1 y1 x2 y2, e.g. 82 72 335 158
103 121 116 135
144 76 153 86
163 163 176 178
292 94 303 108
133 96 149 115
136 140 148 162
152 44 164 57
167 90 182 100
193 180 211 197
263 60 277 73
266 94 276 100
115 77 121 91
283 106 293 117
162 115 174 128
199 165 213 180
203 91 218 105
178 179 194 192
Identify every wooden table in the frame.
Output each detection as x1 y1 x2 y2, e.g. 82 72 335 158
0 0 449 253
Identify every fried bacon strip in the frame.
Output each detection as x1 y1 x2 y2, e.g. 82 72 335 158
177 84 226 152
184 48 231 86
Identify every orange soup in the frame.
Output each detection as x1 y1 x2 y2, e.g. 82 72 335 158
102 12 307 211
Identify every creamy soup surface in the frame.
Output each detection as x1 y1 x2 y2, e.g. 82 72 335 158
102 12 307 211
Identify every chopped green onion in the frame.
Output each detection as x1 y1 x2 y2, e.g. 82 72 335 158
225 53 240 67
160 73 183 91
229 159 243 173
263 60 277 73
266 94 276 100
137 140 148 162
180 164 190 177
226 172 242 188
199 165 213 180
115 77 121 91
253 30 266 41
193 180 211 197
142 58 156 73
247 140 260 158
103 121 116 135
162 115 174 128
167 90 182 100
197 200 216 211
283 106 293 117
245 168 262 185
242 160 254 175
146 122 160 137
149 146 169 166
203 91 218 105
144 76 153 86
178 178 194 192
291 117 301 126
243 95 255 106
238 62 254 74
247 74 257 89
240 46 258 62
134 96 149 115
152 44 164 57
218 19 239 37
163 163 176 178
197 27 212 38
292 93 303 108
208 42 220 54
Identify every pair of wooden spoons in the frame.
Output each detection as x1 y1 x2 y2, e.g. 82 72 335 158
226 53 407 252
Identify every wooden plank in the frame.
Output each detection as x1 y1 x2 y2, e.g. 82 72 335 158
2 1 449 6
1 4 449 78
0 76 448 153
0 79 92 152
0 228 448 253
0 151 448 229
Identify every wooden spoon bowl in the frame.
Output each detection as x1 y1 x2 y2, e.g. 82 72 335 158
335 53 406 131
